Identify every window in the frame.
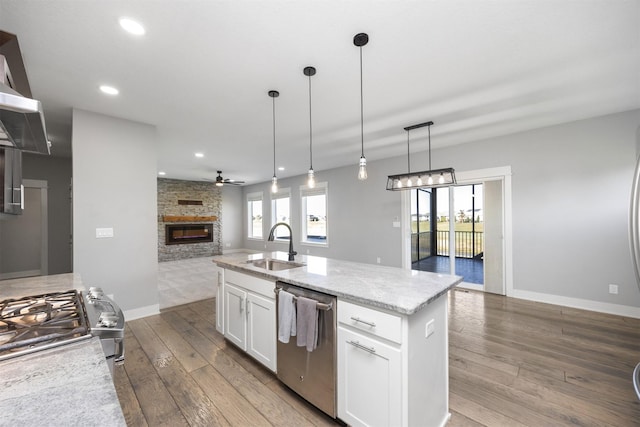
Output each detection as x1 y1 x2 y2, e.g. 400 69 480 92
271 188 291 240
300 182 327 245
247 192 263 239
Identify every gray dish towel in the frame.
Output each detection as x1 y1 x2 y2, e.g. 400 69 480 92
278 290 296 343
296 296 319 352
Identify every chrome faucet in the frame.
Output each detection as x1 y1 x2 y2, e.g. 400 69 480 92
267 222 297 261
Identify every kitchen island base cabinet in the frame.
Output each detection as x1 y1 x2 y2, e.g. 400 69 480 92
337 296 450 427
222 269 277 372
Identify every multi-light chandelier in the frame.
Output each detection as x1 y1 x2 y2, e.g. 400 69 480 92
386 121 456 191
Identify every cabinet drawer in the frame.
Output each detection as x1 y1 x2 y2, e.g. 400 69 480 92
338 300 402 344
225 269 274 299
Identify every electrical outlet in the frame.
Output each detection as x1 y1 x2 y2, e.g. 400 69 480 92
425 319 435 338
376 257 381 264
609 284 619 295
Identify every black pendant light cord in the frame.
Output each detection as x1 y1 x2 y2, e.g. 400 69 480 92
268 90 279 192
407 130 411 173
359 45 364 158
428 123 432 171
308 72 313 169
272 94 276 177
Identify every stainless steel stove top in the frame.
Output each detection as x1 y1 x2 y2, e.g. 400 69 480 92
0 288 124 362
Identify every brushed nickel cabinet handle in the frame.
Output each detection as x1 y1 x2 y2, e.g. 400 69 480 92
350 316 376 328
347 340 376 354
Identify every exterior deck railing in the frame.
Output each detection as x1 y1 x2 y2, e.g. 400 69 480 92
411 231 483 262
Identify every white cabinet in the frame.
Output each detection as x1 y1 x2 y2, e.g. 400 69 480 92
220 269 277 372
338 327 401 427
246 292 276 369
337 297 450 427
224 282 247 349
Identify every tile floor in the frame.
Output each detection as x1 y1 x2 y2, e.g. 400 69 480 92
158 257 219 309
412 255 484 284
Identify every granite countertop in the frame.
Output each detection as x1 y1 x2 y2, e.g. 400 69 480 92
0 273 126 426
213 252 463 315
0 337 126 426
0 272 84 300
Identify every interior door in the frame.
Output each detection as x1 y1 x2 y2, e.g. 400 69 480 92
483 180 505 294
0 179 48 279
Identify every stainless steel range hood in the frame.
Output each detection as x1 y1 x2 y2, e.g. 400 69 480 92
0 83 50 154
0 31 50 155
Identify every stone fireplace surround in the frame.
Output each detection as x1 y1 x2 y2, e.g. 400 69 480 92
157 178 222 262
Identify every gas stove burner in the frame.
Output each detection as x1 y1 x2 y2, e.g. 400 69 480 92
0 290 91 360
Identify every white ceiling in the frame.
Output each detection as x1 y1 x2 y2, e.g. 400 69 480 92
1 0 639 185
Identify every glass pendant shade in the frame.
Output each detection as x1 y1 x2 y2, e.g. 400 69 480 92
358 156 368 180
271 176 278 193
307 169 315 188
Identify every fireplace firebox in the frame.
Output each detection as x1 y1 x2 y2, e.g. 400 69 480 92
165 223 213 245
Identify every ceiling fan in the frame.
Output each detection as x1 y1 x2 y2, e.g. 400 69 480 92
212 170 244 187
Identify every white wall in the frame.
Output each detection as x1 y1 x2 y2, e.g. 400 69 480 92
221 185 243 251
434 110 640 309
72 109 159 313
242 109 640 311
242 160 403 266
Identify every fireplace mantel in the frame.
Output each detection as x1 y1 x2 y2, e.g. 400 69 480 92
162 215 218 222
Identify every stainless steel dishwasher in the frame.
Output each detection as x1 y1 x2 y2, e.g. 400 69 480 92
275 281 337 418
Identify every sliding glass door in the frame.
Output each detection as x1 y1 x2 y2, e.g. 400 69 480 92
411 184 484 286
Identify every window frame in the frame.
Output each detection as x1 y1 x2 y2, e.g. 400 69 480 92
300 182 328 246
247 191 264 240
270 187 291 242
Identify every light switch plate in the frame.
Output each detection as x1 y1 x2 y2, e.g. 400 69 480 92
96 227 114 238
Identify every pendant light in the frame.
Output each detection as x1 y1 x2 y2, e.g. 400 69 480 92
269 90 279 193
354 32 369 181
304 66 316 188
386 121 456 190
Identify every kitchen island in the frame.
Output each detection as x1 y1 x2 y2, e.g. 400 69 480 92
213 251 462 427
0 273 126 427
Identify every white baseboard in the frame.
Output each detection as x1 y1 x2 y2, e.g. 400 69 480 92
123 303 160 321
457 282 484 292
512 289 640 319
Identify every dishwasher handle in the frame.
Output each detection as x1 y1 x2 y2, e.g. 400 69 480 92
274 288 333 311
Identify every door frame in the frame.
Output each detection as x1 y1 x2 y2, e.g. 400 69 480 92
402 166 513 296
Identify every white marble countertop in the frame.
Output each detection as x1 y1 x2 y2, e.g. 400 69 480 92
213 252 462 315
0 273 126 425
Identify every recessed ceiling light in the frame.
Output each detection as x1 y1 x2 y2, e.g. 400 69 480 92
158 171 166 176
195 152 204 158
99 85 119 95
278 167 285 171
119 17 145 36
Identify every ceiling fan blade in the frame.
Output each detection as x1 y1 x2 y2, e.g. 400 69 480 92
212 171 244 185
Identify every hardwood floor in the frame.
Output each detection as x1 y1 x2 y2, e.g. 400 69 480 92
114 290 640 426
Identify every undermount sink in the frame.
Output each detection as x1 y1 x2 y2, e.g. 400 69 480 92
247 258 305 271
